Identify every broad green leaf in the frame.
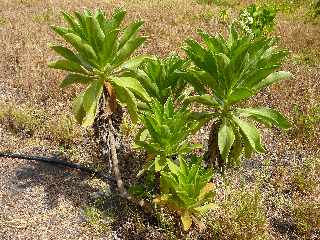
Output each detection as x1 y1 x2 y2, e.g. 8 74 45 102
252 71 292 91
111 76 151 102
228 129 243 166
102 8 126 35
227 88 254 104
101 29 120 64
60 74 94 88
50 45 81 64
232 116 265 153
113 84 139 123
81 80 103 126
120 55 154 70
64 33 98 61
112 36 146 67
238 107 291 129
61 12 83 37
167 159 179 175
183 95 220 108
50 25 70 38
86 15 105 52
118 20 144 50
48 60 86 74
72 92 86 124
82 80 103 112
181 211 193 231
218 121 235 160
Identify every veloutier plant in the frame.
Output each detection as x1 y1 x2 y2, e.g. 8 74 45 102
49 9 155 203
127 54 190 106
156 156 215 231
49 9 150 127
135 97 211 175
49 9 152 184
184 24 291 171
48 7 295 234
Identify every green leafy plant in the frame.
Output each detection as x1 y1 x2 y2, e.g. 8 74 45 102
183 24 291 171
155 156 215 231
310 0 320 18
210 186 268 239
49 8 150 126
127 54 190 106
237 4 277 38
135 97 211 173
291 103 320 139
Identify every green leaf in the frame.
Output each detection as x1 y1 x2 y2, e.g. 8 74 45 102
118 20 144 50
218 121 235 160
232 116 266 153
85 15 105 52
252 71 292 91
227 88 254 104
111 77 151 102
228 129 243 166
112 36 146 67
113 85 139 123
82 80 103 112
81 80 103 126
50 25 70 38
60 74 94 88
61 12 83 37
72 92 86 124
167 159 179 175
181 211 193 231
120 55 154 70
48 60 86 74
155 155 167 172
183 95 220 108
238 107 291 129
50 45 81 64
101 29 120 64
64 33 98 61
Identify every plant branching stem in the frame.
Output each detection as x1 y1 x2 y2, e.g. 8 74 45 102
107 118 154 213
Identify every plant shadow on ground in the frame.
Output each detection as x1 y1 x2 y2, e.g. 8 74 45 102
12 161 99 209
11 156 173 239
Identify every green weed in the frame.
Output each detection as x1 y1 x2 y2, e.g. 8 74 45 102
210 186 268 239
291 103 320 139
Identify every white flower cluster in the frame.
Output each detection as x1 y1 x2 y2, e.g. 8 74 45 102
238 10 255 38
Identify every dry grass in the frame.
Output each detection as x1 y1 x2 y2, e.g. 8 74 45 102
0 0 319 239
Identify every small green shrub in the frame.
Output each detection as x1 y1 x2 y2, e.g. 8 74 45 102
156 156 215 231
291 103 320 139
135 97 211 174
128 54 189 106
210 186 268 239
0 104 42 135
46 115 81 145
49 9 150 126
237 4 277 38
292 158 320 194
310 0 320 17
183 24 291 170
292 198 320 238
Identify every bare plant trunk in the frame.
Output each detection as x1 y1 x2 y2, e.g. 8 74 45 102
93 96 124 174
93 93 153 213
107 118 154 213
205 121 224 172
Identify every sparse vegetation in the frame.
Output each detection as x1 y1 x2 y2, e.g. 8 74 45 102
0 0 319 239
